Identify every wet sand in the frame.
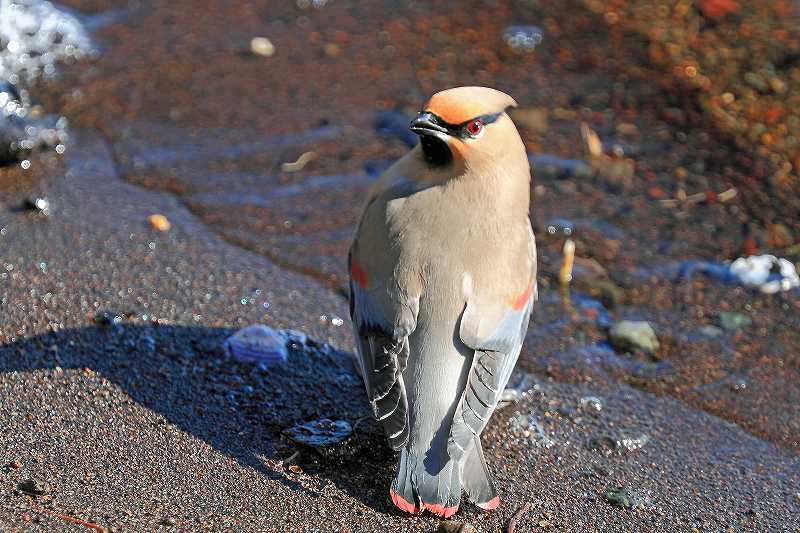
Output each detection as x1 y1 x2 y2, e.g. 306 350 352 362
1 0 799 531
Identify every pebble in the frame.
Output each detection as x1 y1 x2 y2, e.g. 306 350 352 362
502 25 544 53
147 214 171 232
438 520 477 533
323 43 341 58
283 418 353 449
23 197 50 215
223 325 289 367
603 486 640 509
698 325 723 338
579 396 603 413
608 320 660 355
18 478 51 496
717 312 752 331
728 255 800 294
249 37 275 57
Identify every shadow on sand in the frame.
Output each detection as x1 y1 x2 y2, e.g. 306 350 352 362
0 322 401 514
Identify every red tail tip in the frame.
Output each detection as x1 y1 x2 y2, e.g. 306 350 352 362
423 502 459 518
390 489 420 515
476 496 500 511
389 490 459 517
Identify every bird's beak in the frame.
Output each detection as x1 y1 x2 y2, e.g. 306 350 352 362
409 112 450 138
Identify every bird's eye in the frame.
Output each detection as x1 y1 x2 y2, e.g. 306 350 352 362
465 119 483 137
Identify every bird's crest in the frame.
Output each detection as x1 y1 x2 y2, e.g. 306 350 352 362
423 86 517 125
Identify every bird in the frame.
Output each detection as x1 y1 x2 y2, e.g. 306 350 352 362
348 86 537 517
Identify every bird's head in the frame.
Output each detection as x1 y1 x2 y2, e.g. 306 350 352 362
409 86 523 171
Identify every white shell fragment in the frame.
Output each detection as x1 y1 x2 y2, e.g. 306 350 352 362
729 255 800 294
223 324 289 366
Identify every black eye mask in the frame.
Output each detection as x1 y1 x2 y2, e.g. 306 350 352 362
426 111 503 139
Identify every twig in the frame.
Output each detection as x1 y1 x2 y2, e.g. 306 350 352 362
558 238 575 286
35 507 106 531
580 123 603 157
659 187 737 208
506 502 531 533
281 151 316 172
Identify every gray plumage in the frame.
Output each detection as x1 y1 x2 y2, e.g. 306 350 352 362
349 86 537 517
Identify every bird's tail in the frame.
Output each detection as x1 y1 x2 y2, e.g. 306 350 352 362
462 435 499 510
390 449 462 518
390 436 498 517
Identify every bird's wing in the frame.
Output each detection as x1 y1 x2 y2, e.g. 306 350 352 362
348 175 420 450
448 228 537 460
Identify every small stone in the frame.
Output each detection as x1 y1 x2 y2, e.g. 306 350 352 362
250 37 275 57
147 214 171 232
323 43 340 58
288 464 303 474
579 396 603 413
603 486 639 509
18 478 51 496
438 520 477 533
538 520 551 528
5 460 22 469
284 418 353 450
502 25 544 53
160 516 176 526
608 320 660 355
769 77 786 94
223 325 289 367
698 325 723 338
744 72 768 92
717 312 752 331
23 197 50 215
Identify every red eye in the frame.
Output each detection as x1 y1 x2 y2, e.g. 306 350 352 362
466 119 483 137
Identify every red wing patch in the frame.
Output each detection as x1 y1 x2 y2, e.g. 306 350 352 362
509 279 534 310
350 259 368 289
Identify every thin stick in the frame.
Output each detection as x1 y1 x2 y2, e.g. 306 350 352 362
35 507 107 531
506 502 531 533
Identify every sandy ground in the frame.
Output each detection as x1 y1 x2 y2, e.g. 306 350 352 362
1 1 799 531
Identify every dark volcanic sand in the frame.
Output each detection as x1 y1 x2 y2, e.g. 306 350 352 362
1 0 799 531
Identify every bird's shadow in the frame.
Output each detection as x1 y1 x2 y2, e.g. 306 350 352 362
0 322 401 514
